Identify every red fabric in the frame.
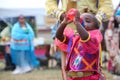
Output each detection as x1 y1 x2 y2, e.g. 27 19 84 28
55 28 102 72
55 28 103 54
81 30 103 54
55 28 74 52
34 48 46 56
67 73 100 80
0 52 4 59
108 56 115 72
108 60 114 72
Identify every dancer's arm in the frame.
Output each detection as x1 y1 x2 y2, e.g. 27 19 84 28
61 52 67 80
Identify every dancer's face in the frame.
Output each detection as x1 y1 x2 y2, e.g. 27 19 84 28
80 13 99 30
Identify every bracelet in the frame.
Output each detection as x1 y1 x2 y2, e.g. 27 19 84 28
80 33 90 42
62 35 66 43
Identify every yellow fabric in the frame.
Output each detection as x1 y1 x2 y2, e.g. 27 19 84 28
77 0 98 14
45 0 114 22
45 0 65 19
98 0 114 21
77 0 114 22
66 0 76 11
45 0 58 15
67 71 94 78
95 13 103 24
62 0 68 11
83 71 94 77
100 44 103 66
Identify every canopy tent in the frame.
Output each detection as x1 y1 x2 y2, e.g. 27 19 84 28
0 0 45 9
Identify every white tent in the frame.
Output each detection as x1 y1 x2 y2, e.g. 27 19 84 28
0 0 119 26
0 0 46 26
0 0 45 9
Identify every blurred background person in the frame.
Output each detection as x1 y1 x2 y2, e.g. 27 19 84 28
45 0 113 31
50 44 61 68
0 19 15 71
106 2 120 75
10 15 39 74
107 2 120 48
49 20 62 68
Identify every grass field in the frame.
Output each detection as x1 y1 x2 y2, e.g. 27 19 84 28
0 68 116 80
0 59 118 80
0 68 62 80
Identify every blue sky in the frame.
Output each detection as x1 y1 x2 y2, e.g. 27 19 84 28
0 0 119 9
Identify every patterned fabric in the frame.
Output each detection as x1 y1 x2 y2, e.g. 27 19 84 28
67 42 99 72
67 73 100 80
55 28 103 72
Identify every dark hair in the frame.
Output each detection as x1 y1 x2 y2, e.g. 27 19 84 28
18 15 25 20
93 16 100 29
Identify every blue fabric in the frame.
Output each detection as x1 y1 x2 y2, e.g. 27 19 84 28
52 50 62 60
10 22 34 50
115 7 120 17
10 22 39 68
81 20 85 27
11 49 39 67
51 21 59 39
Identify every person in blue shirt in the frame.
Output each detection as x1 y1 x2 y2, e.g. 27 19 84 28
108 3 120 29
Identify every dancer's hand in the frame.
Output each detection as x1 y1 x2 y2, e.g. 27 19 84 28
74 10 80 24
62 15 73 25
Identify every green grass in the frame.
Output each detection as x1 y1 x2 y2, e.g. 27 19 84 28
0 68 115 80
0 61 115 80
0 51 118 80
0 69 62 80
103 69 114 80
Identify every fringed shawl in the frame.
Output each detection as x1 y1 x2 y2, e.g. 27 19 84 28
10 22 34 50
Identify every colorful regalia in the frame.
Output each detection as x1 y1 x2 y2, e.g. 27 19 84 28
55 28 103 80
